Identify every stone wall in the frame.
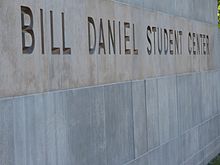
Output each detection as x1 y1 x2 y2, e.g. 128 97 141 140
1 70 220 165
0 0 219 165
115 0 218 24
0 0 217 97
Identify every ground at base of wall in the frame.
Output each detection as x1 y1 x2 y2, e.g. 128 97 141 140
208 154 220 165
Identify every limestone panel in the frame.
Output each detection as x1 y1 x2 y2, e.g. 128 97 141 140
201 71 218 121
132 80 148 158
13 97 26 165
147 149 161 165
0 0 216 97
0 70 220 165
159 139 179 165
177 74 193 134
0 99 14 165
145 78 160 150
183 150 204 165
178 127 199 163
104 82 135 165
191 73 202 127
158 75 178 144
198 120 210 150
13 86 106 165
60 87 106 165
126 154 148 165
116 0 217 24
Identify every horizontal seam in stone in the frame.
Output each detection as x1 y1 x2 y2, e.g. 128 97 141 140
110 0 217 26
0 69 220 101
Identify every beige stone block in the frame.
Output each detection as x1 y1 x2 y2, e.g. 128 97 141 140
0 0 216 97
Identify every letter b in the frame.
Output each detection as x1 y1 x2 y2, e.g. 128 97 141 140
21 6 35 54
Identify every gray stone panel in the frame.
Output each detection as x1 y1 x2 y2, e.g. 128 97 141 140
126 154 148 165
144 0 175 16
145 78 160 150
147 148 161 165
62 87 106 165
116 0 144 7
197 162 204 165
53 91 71 165
213 28 220 69
203 137 220 162
158 75 178 144
159 139 179 165
125 142 179 165
190 0 217 24
29 95 47 165
198 121 210 150
177 74 193 134
14 94 57 165
104 82 135 165
178 127 199 163
201 71 218 121
23 96 37 165
183 150 204 165
44 93 58 165
217 71 220 115
0 99 14 165
115 0 217 24
201 72 211 121
132 81 148 158
1 69 220 165
208 116 219 143
13 97 26 165
219 31 220 63
218 115 220 137
13 86 107 165
203 137 220 165
191 73 202 127
176 72 203 133
210 71 219 116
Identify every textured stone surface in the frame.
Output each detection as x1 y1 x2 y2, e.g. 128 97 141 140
132 81 148 158
0 0 219 164
0 0 217 97
178 127 199 163
198 120 210 150
191 73 202 127
115 0 217 24
158 75 178 144
145 78 160 150
12 87 107 165
0 99 14 165
183 150 204 165
177 74 193 134
104 82 135 165
60 87 106 165
0 70 220 165
201 71 218 121
159 139 179 165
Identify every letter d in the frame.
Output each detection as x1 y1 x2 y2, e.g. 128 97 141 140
21 6 35 54
88 17 96 54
